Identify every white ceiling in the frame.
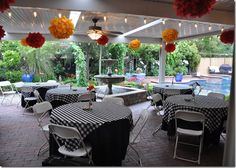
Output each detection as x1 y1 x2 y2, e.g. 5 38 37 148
0 0 234 42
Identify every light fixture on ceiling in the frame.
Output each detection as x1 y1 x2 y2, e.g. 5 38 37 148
104 16 107 22
208 25 212 31
8 12 12 18
81 15 85 21
194 23 198 28
58 13 62 18
178 22 182 27
33 11 37 18
124 17 127 23
144 18 147 24
221 27 224 32
87 29 102 40
162 19 165 25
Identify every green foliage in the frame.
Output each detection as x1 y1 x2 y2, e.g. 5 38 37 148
0 41 19 54
2 50 21 69
71 43 87 87
5 71 23 82
166 41 200 75
63 78 77 85
108 43 127 75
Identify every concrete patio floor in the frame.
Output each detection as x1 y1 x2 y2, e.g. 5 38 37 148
0 95 225 166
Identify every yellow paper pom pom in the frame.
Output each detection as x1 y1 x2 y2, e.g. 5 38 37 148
129 39 141 49
48 16 74 39
161 29 178 43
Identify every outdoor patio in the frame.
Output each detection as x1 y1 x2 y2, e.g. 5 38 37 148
0 97 225 167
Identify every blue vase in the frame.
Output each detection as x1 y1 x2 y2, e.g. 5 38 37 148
22 74 33 82
175 73 183 82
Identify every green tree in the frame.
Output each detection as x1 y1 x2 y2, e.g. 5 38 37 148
71 43 87 86
108 43 127 75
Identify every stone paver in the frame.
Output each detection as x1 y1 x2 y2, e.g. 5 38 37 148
0 95 224 166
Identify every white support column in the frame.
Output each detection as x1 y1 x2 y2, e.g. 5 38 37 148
222 2 235 165
99 46 102 75
159 41 166 83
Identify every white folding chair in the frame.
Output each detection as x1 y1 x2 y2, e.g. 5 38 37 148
207 92 225 100
33 101 53 155
0 81 16 104
23 90 43 112
13 82 24 106
49 124 93 165
127 109 149 166
102 96 125 105
173 110 205 164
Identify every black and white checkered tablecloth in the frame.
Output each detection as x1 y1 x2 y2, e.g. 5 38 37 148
163 95 228 133
21 83 59 97
45 88 87 104
50 102 133 151
154 84 192 94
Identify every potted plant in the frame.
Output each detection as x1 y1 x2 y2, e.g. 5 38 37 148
174 66 187 82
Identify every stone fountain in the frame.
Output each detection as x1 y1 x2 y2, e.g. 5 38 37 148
95 58 125 94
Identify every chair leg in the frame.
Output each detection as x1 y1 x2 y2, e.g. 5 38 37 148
152 123 162 136
198 136 204 164
128 144 142 166
1 95 6 104
173 134 179 159
10 94 15 104
37 141 49 156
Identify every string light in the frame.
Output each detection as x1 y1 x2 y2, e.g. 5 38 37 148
208 25 212 31
8 12 12 18
144 18 147 24
81 15 85 21
58 13 62 18
221 27 224 32
178 22 182 27
104 16 107 22
124 17 127 23
160 44 162 48
194 23 198 28
162 19 165 25
33 11 37 18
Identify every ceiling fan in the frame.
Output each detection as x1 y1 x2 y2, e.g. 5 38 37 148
87 18 123 40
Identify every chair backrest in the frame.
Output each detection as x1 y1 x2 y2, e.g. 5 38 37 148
47 80 57 83
130 109 149 143
207 92 225 100
0 81 14 93
151 93 162 104
102 97 125 105
13 81 24 88
78 92 95 102
49 124 82 140
33 90 43 102
33 101 53 115
175 110 205 131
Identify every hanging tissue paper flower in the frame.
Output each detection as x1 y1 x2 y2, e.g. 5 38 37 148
0 0 15 13
26 32 45 48
165 43 176 53
49 16 74 39
128 39 141 49
0 26 6 40
97 35 109 45
20 38 28 46
173 0 216 18
220 29 234 44
87 83 95 92
162 29 178 43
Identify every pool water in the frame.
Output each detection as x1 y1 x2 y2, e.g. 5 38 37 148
185 76 231 96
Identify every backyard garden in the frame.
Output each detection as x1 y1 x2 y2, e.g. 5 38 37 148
0 35 233 88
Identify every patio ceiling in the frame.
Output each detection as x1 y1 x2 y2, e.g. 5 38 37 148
1 0 234 43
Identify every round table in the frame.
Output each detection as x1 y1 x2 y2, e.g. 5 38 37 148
163 95 228 144
50 102 133 166
45 87 88 108
21 82 59 107
154 83 192 94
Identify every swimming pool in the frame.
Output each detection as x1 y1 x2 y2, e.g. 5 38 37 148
185 76 231 96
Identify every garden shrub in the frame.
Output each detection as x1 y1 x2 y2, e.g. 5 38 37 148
5 70 23 82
